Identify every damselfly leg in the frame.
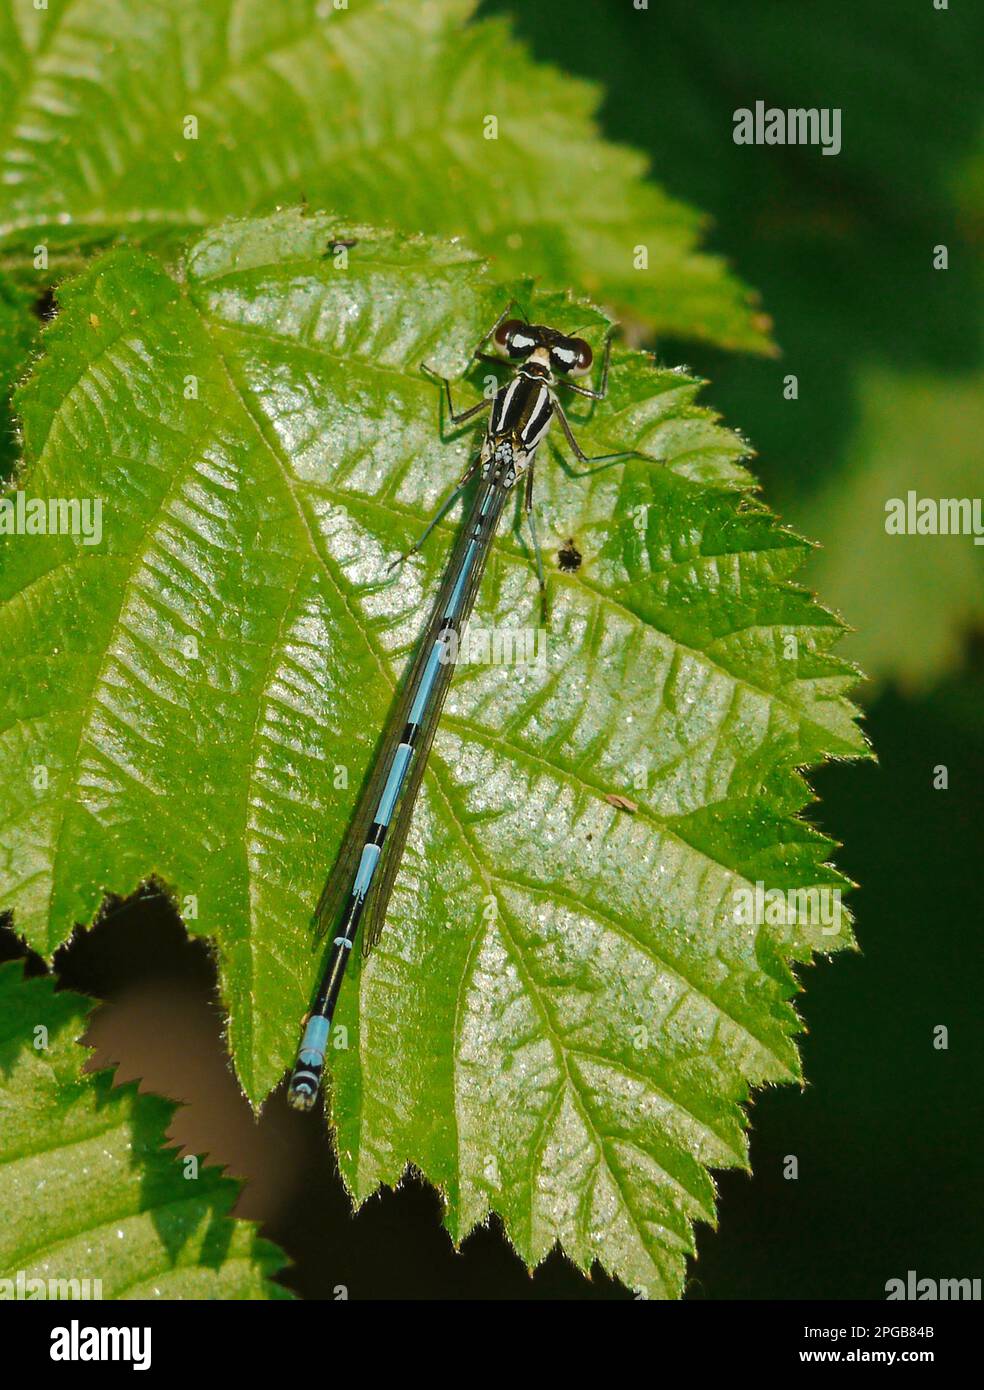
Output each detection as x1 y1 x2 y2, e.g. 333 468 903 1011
549 332 649 474
422 365 492 428
396 320 511 571
386 453 483 574
523 461 548 621
552 399 645 474
421 297 530 429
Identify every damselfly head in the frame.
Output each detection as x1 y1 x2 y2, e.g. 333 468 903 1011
493 320 594 377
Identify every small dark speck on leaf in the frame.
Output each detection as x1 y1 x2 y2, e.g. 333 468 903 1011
324 238 358 256
557 538 582 573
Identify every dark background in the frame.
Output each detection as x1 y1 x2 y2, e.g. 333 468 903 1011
3 0 982 1299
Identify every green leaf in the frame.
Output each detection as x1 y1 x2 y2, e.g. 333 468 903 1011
0 0 770 354
0 961 290 1298
0 211 866 1297
800 367 984 690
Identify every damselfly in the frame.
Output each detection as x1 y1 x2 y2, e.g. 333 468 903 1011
287 307 641 1111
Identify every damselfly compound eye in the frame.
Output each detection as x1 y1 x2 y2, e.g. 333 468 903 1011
550 337 594 376
494 319 536 359
570 338 593 377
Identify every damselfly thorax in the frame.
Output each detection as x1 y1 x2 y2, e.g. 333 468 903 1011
481 350 557 486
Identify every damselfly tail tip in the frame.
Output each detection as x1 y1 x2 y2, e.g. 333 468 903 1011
286 1082 318 1113
287 1014 330 1113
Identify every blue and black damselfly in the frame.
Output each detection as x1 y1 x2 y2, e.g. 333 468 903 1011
287 308 642 1111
